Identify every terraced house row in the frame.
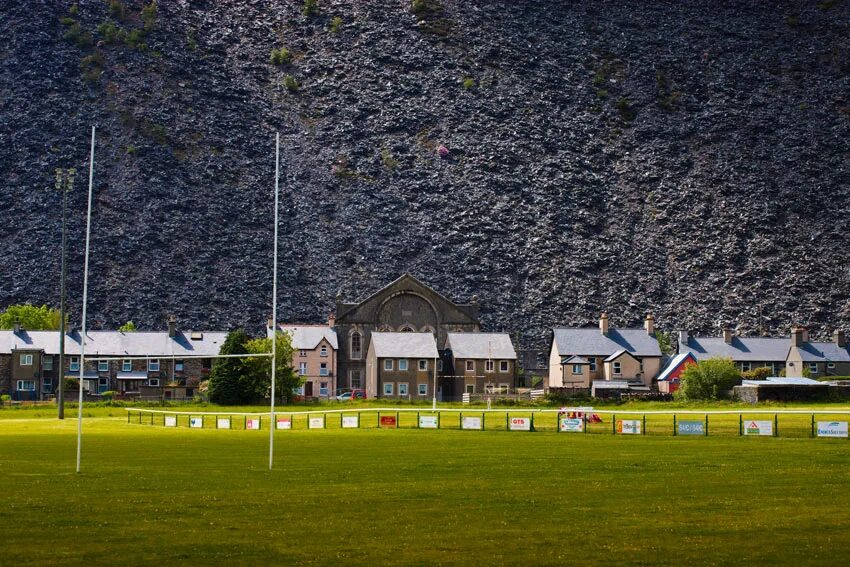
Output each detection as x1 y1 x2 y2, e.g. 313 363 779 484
2 275 849 401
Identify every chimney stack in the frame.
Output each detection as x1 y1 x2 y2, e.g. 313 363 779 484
328 313 336 328
644 313 655 335
13 318 21 334
599 313 609 336
678 330 689 346
801 327 809 343
722 327 733 344
835 329 846 348
167 315 177 338
267 317 274 330
791 326 804 347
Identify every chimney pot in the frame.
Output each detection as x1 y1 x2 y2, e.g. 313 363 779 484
599 313 609 335
722 328 733 344
791 327 804 347
328 313 336 328
644 313 655 335
167 315 177 338
835 329 846 348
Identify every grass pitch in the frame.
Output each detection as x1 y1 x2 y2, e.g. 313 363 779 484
2 415 850 565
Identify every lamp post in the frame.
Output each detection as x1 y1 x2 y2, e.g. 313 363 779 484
54 167 76 419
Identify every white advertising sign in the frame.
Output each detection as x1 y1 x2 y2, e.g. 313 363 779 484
276 418 292 430
216 418 230 430
462 416 482 430
246 418 260 430
744 420 773 436
559 418 585 433
817 421 849 438
509 417 531 431
419 415 439 429
309 416 325 429
164 416 177 427
190 417 203 429
342 416 359 429
617 420 642 435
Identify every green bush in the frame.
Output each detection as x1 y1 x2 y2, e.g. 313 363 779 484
462 77 475 90
124 28 148 51
676 358 741 401
741 367 773 381
141 1 157 31
0 394 10 402
60 16 76 26
381 149 399 170
269 47 292 65
101 390 117 400
64 23 93 48
69 3 79 16
303 0 319 17
108 0 126 20
283 75 299 91
329 16 343 33
616 97 636 121
80 52 105 84
97 21 125 45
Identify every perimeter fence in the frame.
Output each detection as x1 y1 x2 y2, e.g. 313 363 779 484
125 407 850 439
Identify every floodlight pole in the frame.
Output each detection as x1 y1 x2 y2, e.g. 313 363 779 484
269 132 280 471
76 125 95 474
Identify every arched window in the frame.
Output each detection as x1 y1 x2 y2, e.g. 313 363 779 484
400 325 415 332
350 331 362 360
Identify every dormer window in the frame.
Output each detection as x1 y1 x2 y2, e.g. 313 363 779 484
320 345 328 357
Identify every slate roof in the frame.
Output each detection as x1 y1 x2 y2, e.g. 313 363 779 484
657 352 697 382
278 325 338 350
445 333 516 359
679 336 789 362
552 328 661 358
0 330 227 357
742 377 824 386
604 349 638 363
370 332 438 358
796 342 850 363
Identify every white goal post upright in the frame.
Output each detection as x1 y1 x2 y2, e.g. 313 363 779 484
76 125 96 474
269 132 280 471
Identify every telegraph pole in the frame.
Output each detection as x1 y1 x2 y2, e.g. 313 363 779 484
55 167 75 419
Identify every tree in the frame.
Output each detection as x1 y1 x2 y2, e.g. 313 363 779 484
207 329 250 405
655 330 676 356
118 321 137 332
741 366 772 381
0 304 63 330
676 358 741 401
243 332 300 403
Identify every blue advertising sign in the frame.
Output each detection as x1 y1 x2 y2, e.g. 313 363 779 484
677 420 704 436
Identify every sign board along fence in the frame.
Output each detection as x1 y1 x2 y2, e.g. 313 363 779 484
559 418 584 433
276 418 291 430
509 417 531 431
217 418 231 430
309 416 325 429
817 421 848 438
380 415 397 428
419 415 438 429
342 416 359 429
164 416 177 427
616 420 642 435
462 416 482 430
744 420 773 436
677 420 704 436
190 417 203 429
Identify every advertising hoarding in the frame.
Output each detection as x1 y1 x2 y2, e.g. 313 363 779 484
559 418 584 433
509 417 531 431
342 416 359 429
744 420 773 436
189 417 203 429
616 419 641 435
419 415 439 429
817 421 848 438
462 416 482 430
308 416 325 429
677 420 704 436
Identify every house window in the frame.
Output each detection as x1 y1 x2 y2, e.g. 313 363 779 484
639 360 644 373
98 361 109 372
418 383 428 395
437 359 443 371
122 360 132 372
43 356 53 371
16 380 35 391
465 384 475 394
485 360 494 373
42 378 53 393
419 359 428 371
320 363 328 376
827 363 836 369
175 360 184 372
572 364 582 375
149 378 160 387
499 383 509 394
499 360 509 372
148 359 160 372
349 370 362 389
588 357 597 372
70 357 80 372
399 359 408 371
384 359 393 371
613 362 622 375
465 360 474 372
320 382 329 396
320 345 328 357
398 383 409 396
20 354 33 366
350 331 362 360
740 362 752 372
300 350 307 357
383 382 394 396
809 363 818 375
299 362 307 376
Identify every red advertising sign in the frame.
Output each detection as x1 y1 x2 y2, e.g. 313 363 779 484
380 415 397 428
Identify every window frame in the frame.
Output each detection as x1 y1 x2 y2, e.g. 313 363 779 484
384 359 393 371
398 359 408 371
69 356 80 372
175 360 184 372
148 359 160 372
16 380 36 391
98 360 109 373
808 363 818 374
148 378 160 387
465 360 474 372
319 382 329 396
398 382 409 396
465 383 475 394
499 383 510 394
418 383 428 396
418 359 428 371
349 369 362 389
383 382 394 396
20 354 33 366
43 356 53 371
350 331 362 360
319 362 329 376
612 361 622 375
572 364 582 375
299 362 308 376
499 360 509 372
122 359 132 372
588 357 597 372
320 345 328 357
485 360 494 373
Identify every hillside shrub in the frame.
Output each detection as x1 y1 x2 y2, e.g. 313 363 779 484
329 16 343 33
269 47 292 65
676 358 741 401
462 77 475 90
381 149 399 170
283 74 299 91
141 1 158 31
64 23 93 48
303 0 319 17
124 28 148 51
108 0 126 21
97 21 125 45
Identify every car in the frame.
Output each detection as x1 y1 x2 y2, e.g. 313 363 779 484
336 389 367 401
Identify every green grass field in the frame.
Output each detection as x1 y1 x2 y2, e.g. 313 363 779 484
3 410 850 565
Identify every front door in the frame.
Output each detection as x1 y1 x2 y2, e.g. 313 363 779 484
305 381 314 397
